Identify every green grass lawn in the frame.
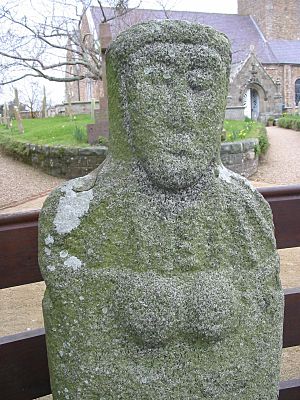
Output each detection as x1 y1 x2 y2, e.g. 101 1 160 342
224 119 269 155
223 119 265 142
0 114 94 147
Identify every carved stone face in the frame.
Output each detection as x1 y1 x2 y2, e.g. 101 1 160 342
125 43 229 190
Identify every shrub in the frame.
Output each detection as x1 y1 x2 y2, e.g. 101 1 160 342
258 126 269 155
98 136 109 146
291 119 300 131
278 114 300 130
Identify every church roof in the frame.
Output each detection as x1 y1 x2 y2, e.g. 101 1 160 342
90 7 300 65
268 40 300 64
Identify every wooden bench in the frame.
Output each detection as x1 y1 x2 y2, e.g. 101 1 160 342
1 184 300 399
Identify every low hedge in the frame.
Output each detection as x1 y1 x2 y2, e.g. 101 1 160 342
278 115 300 131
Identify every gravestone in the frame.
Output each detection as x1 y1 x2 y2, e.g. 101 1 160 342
3 103 8 127
90 97 96 120
14 88 24 134
87 108 109 144
39 20 283 399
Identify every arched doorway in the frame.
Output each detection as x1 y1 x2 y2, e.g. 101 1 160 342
243 88 260 120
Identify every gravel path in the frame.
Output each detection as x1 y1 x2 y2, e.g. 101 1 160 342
251 126 300 185
0 150 64 210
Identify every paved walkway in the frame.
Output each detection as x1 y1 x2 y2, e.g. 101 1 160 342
0 151 64 212
0 125 300 214
251 126 300 185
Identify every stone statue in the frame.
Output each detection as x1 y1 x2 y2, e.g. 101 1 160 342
39 20 283 399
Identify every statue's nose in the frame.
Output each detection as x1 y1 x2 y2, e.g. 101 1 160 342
169 91 195 128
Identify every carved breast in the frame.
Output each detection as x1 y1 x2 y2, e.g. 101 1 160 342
113 270 240 347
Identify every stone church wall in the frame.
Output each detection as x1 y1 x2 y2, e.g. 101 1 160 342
264 65 300 109
238 0 300 40
228 55 282 121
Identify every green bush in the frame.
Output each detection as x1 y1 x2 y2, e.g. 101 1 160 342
278 114 300 130
257 126 269 155
98 136 109 146
291 119 300 131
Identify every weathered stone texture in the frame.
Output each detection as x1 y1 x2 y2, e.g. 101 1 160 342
39 20 283 399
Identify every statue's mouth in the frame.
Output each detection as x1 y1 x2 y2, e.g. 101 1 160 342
168 149 189 158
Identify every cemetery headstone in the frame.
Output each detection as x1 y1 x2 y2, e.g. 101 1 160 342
3 102 8 127
14 88 24 134
42 86 47 118
39 20 283 400
90 97 96 120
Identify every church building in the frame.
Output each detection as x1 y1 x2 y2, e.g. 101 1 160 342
67 0 300 122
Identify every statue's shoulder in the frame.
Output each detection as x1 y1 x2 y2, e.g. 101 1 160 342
39 164 110 245
217 165 271 215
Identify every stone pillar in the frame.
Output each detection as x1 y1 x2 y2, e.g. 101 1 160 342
14 88 24 134
3 102 8 127
41 86 47 118
90 98 96 120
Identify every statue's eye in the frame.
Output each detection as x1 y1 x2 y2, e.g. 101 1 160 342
188 71 211 91
143 66 172 85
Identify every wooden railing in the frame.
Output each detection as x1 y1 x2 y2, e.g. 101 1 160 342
1 185 300 399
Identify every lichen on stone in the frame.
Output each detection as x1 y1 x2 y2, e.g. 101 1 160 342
53 181 94 234
39 20 283 400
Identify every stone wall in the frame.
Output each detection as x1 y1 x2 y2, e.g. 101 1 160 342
220 139 259 177
0 139 107 179
238 0 300 40
28 144 107 178
0 138 257 179
225 106 245 120
53 101 100 116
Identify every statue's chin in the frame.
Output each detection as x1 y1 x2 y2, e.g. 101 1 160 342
142 162 204 192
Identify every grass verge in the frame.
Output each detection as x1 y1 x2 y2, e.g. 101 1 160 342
0 115 94 147
224 119 269 155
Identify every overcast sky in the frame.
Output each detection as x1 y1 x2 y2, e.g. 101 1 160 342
138 0 237 14
1 0 238 105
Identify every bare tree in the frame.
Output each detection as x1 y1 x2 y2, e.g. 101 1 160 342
19 80 44 118
0 0 138 88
